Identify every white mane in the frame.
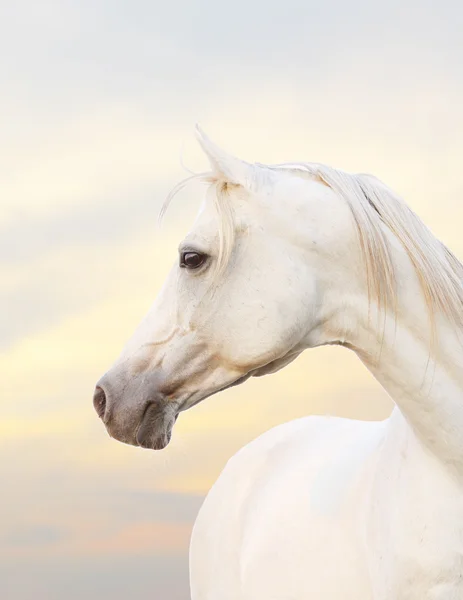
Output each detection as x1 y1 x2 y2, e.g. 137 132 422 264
278 163 463 335
162 162 463 339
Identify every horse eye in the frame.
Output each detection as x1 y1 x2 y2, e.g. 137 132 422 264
180 251 207 270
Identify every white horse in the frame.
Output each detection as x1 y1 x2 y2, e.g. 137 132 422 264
94 127 463 600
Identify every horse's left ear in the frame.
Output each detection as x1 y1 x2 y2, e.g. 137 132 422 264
195 124 253 187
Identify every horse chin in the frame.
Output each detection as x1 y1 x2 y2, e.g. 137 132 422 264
136 404 178 451
252 350 302 377
173 372 251 414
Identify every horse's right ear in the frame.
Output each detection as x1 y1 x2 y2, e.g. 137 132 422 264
195 124 253 187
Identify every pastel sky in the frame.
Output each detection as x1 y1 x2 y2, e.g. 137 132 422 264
2 1 463 598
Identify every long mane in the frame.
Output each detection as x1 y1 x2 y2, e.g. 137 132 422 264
276 163 463 336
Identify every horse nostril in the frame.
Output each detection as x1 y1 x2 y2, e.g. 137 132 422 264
93 386 107 419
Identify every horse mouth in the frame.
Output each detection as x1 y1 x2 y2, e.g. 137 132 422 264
136 404 178 450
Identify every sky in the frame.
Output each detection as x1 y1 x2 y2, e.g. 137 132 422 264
2 0 463 598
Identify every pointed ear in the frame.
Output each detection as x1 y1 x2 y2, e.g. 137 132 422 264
195 124 253 186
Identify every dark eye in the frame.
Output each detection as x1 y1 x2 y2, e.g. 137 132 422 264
180 251 207 270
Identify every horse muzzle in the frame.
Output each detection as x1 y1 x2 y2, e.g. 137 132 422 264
93 369 180 451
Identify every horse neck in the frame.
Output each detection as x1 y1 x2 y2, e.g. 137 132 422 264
359 319 463 470
333 248 463 473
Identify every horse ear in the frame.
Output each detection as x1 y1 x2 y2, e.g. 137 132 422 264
195 124 253 186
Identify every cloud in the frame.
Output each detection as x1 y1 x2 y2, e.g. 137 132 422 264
2 525 67 548
80 522 191 556
0 520 193 559
3 0 463 98
0 554 189 600
1 107 190 226
0 457 203 559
